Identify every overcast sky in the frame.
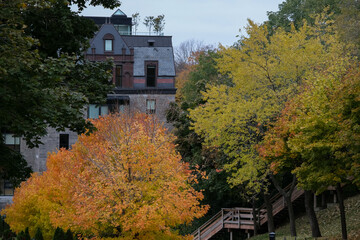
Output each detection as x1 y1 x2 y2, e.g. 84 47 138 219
72 0 284 47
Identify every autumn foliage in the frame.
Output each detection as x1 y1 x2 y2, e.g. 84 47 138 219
3 113 208 240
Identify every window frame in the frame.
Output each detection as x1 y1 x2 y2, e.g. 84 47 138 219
3 133 20 152
145 61 158 87
146 99 156 114
59 134 70 150
103 33 114 53
88 104 109 119
115 65 122 87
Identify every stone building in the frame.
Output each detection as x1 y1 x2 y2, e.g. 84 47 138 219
0 9 176 207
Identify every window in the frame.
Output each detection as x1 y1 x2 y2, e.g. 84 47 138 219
88 104 109 119
146 63 157 87
115 65 122 87
146 99 156 114
110 102 127 113
0 180 14 196
59 134 69 149
105 39 113 51
103 33 114 52
4 133 20 152
114 25 131 35
108 98 130 114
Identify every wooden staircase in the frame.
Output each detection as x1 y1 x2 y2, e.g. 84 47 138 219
192 186 304 240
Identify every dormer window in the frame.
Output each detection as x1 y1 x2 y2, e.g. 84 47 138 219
105 40 113 51
103 33 114 52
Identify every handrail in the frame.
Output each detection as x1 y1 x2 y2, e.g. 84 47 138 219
191 210 223 237
192 184 305 239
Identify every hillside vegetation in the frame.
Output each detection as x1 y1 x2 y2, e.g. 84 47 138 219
251 194 360 240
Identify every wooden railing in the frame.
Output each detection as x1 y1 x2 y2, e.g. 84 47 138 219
260 186 304 225
192 185 305 240
192 208 266 240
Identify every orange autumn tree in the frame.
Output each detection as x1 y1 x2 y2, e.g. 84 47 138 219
3 113 208 240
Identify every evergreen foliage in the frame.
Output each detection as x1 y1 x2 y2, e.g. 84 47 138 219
34 228 44 240
17 230 25 240
24 228 31 240
64 229 73 240
53 227 65 240
0 0 115 184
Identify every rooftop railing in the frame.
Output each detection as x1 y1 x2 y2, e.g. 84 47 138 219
118 31 165 36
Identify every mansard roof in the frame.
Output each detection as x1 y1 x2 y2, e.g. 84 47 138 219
132 46 176 77
122 36 173 47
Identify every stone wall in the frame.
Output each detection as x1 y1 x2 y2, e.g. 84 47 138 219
128 94 175 130
21 128 78 173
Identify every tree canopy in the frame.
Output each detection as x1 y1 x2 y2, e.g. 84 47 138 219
267 0 340 32
0 0 114 148
189 15 347 191
188 13 354 237
3 114 208 240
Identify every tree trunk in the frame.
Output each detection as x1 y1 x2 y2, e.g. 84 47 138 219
252 198 258 236
336 183 348 240
304 190 321 237
263 192 275 233
270 174 297 237
284 195 297 237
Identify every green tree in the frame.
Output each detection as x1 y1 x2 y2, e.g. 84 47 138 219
0 145 31 188
24 228 30 240
64 229 73 240
267 0 340 32
34 228 44 240
287 68 358 240
335 0 360 56
66 0 120 11
259 46 357 240
143 16 154 35
52 228 64 240
0 0 115 183
23 1 98 58
132 12 140 35
153 14 165 35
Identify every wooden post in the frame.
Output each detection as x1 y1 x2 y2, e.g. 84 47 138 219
283 196 286 207
198 228 201 240
229 230 233 240
222 209 224 228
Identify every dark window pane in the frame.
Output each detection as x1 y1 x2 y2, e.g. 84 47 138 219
59 134 69 149
115 65 122 87
146 65 156 87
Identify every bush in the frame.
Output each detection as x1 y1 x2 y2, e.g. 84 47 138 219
53 227 64 240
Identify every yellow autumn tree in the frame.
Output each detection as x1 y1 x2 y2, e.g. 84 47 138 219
189 14 353 236
3 113 208 240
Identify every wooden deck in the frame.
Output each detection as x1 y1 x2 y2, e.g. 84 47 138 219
192 186 304 240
